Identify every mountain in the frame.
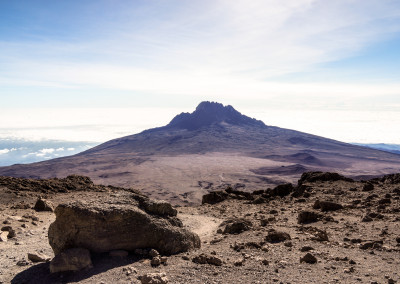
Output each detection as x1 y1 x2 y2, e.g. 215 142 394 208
353 143 400 155
1 101 400 204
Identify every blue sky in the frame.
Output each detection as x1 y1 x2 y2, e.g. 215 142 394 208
1 0 400 143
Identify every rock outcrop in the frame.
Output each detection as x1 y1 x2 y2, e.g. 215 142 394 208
50 248 92 273
48 197 200 256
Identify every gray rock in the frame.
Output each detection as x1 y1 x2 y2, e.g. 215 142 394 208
50 248 92 273
48 200 200 255
362 183 374 192
28 252 49 263
1 226 16 238
192 253 223 266
313 200 343 211
300 253 317 264
34 197 54 212
265 230 291 243
151 256 161 266
0 231 8 242
140 272 169 284
298 210 321 224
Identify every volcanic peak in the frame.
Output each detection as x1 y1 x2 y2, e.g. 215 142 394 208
166 101 265 130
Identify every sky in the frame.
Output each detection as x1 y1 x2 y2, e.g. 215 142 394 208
1 0 400 145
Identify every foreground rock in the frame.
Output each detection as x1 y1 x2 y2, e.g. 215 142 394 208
50 248 92 273
48 199 200 256
140 272 169 284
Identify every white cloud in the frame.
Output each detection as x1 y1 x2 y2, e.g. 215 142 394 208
67 148 75 151
56 147 65 151
0 149 10 155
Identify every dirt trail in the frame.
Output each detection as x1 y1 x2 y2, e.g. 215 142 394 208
178 213 221 241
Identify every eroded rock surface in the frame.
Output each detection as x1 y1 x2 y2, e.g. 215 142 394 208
48 196 200 255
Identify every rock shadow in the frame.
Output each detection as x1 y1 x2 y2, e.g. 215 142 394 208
11 253 141 284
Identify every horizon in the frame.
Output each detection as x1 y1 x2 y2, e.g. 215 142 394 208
1 1 400 163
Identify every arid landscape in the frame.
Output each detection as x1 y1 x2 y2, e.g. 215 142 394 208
1 102 400 205
0 172 399 283
0 102 399 283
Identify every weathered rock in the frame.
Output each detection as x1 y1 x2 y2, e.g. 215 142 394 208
140 272 169 284
34 197 54 212
140 199 177 217
151 256 161 266
48 200 200 255
221 219 252 234
362 183 374 192
298 172 353 185
265 230 291 243
50 248 92 273
0 231 8 242
298 210 322 224
313 200 343 212
192 253 223 266
202 191 228 204
300 253 317 264
149 249 160 257
28 252 49 263
361 215 373 222
272 183 293 197
1 226 16 238
300 246 314 252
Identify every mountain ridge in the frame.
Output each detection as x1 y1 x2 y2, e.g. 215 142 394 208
1 101 400 204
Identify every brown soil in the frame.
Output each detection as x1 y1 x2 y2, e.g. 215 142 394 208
0 174 399 283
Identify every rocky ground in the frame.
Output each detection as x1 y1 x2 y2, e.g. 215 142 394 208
0 173 399 283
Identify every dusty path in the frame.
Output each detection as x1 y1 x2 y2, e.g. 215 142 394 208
178 213 221 241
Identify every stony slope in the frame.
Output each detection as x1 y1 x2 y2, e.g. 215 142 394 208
0 173 399 283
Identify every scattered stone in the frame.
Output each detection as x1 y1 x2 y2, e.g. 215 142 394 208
16 260 29 266
28 252 49 263
300 253 317 264
234 259 244 266
362 215 373 222
139 199 177 217
48 200 200 255
109 250 129 258
149 249 160 257
50 248 93 273
34 197 54 212
378 198 391 205
298 172 353 185
202 191 228 204
265 230 291 243
222 219 252 234
396 237 400 244
1 226 15 238
261 259 269 265
284 241 293 247
300 246 314 252
362 183 374 192
160 256 168 264
140 272 169 284
0 231 8 242
151 256 161 266
313 200 343 211
123 266 137 276
192 253 223 266
359 241 383 250
298 210 322 224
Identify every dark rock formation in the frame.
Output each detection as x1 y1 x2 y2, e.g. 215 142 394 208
313 200 343 212
298 210 322 224
202 191 229 205
34 197 54 212
48 198 200 256
298 172 353 185
265 230 291 243
220 219 252 234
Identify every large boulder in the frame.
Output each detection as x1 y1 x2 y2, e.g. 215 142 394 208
48 199 200 256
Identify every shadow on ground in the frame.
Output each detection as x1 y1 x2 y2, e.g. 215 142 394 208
11 254 140 284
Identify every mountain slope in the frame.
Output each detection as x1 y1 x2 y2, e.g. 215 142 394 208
1 101 400 204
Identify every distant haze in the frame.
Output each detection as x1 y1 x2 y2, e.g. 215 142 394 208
1 1 400 145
